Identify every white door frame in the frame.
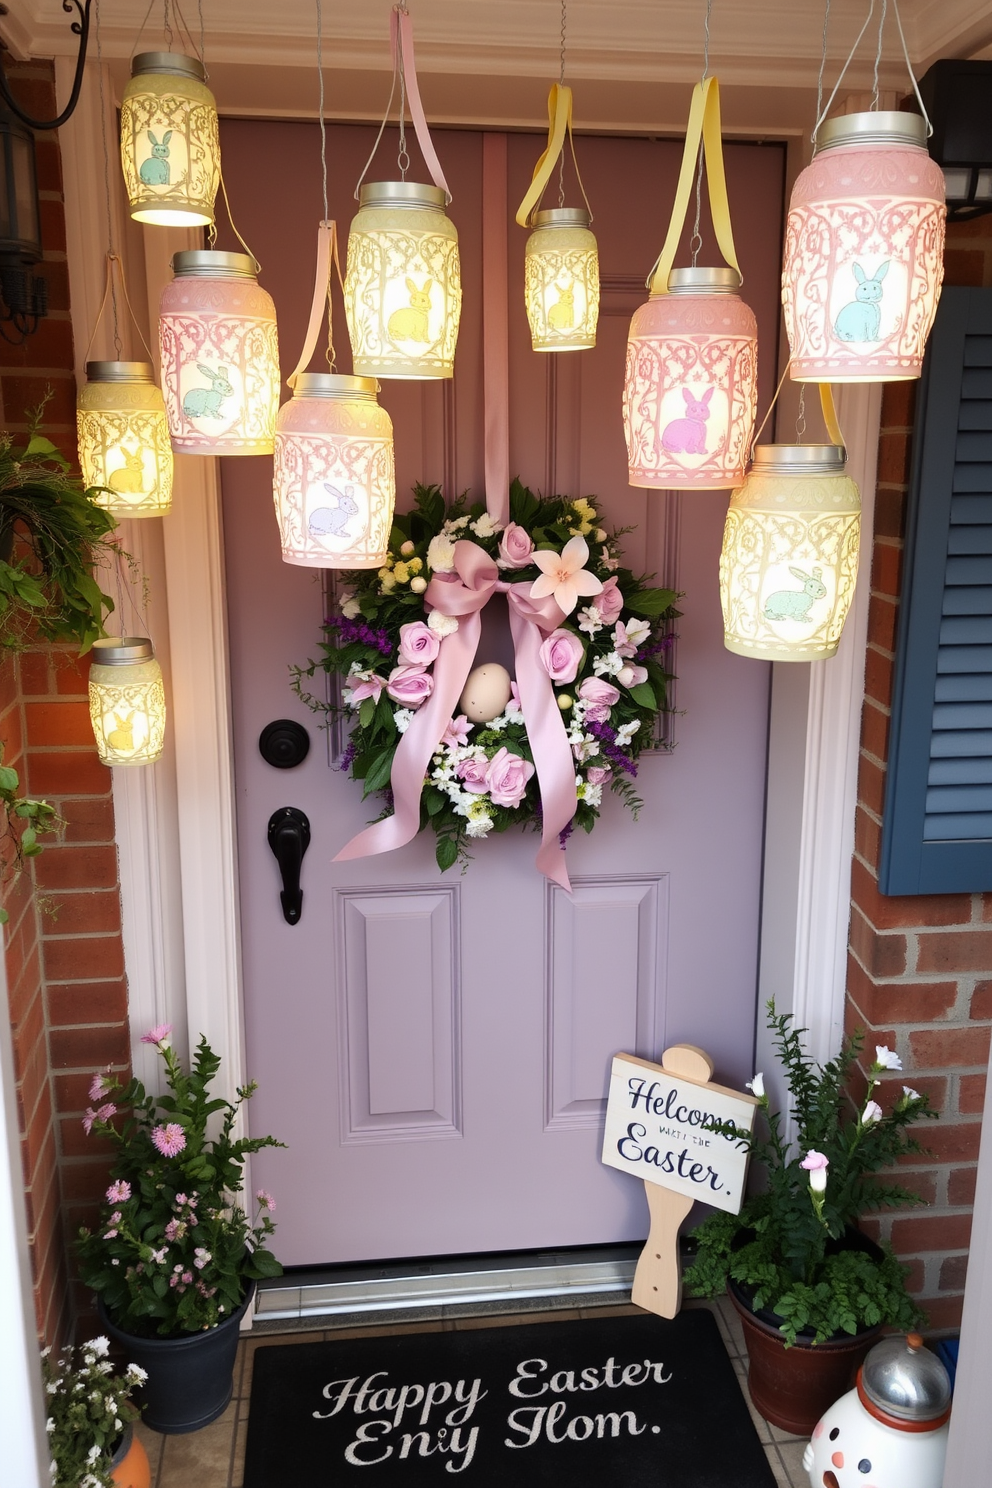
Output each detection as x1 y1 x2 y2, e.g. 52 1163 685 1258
0 60 972 1479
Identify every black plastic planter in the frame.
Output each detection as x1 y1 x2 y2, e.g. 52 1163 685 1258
99 1282 255 1434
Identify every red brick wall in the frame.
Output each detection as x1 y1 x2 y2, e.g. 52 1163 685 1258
848 214 992 1333
0 61 130 1344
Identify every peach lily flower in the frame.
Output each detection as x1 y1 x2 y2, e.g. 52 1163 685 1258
530 535 603 616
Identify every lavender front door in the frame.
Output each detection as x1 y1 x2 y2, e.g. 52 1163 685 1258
220 120 784 1266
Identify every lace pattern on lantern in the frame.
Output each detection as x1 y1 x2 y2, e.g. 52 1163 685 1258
77 409 174 514
274 431 395 566
120 94 219 215
159 314 280 447
623 333 757 484
525 244 600 347
344 229 462 374
89 676 166 765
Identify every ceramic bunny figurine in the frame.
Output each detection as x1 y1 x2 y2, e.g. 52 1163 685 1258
764 565 827 622
309 484 360 539
108 448 145 495
182 365 234 421
547 284 575 331
833 261 889 343
139 131 172 187
387 279 433 343
661 387 713 456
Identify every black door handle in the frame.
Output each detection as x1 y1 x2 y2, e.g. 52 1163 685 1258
267 807 311 925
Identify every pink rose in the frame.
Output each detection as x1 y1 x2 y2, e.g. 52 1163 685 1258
485 747 535 808
617 663 648 690
456 755 490 793
577 676 620 722
497 522 535 569
398 621 441 667
596 576 623 624
587 766 612 785
538 628 584 684
386 664 434 708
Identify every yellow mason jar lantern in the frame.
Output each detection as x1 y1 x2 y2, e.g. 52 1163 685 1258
524 207 599 352
120 52 220 227
343 182 462 380
159 250 280 456
274 373 395 569
88 637 167 767
720 444 862 662
77 361 173 518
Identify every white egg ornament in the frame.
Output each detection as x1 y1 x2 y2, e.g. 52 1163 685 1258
459 663 513 724
803 1334 950 1488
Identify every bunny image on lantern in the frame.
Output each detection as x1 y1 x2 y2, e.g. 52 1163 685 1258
182 365 235 421
387 279 434 344
661 387 714 456
107 448 146 496
764 566 828 623
833 261 890 344
139 131 172 187
308 484 361 541
106 712 136 753
547 283 575 332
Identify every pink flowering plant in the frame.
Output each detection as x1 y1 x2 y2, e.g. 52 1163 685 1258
75 1026 284 1336
683 1002 938 1345
293 481 679 870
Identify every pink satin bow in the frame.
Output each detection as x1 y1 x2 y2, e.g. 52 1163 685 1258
335 541 577 889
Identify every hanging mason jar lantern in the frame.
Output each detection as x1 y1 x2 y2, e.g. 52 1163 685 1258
343 6 460 380
517 83 599 352
88 637 167 767
623 78 758 491
782 112 945 383
719 444 862 661
120 53 221 228
159 250 280 455
274 373 395 569
77 361 173 518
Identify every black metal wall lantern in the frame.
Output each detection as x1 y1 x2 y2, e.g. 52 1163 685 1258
919 59 992 221
0 103 46 343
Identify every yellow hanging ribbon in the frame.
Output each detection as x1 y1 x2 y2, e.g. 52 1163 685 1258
819 383 845 448
515 84 592 228
648 75 741 295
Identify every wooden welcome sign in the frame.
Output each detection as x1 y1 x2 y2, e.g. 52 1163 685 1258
601 1045 758 1320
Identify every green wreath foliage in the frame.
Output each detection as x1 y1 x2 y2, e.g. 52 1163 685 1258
294 480 680 870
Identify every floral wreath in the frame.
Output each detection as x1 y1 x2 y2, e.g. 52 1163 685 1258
295 480 679 878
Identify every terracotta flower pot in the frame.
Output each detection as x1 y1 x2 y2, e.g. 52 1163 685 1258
110 1422 151 1488
729 1280 881 1436
98 1282 254 1435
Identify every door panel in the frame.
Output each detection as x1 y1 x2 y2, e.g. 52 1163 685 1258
218 119 782 1265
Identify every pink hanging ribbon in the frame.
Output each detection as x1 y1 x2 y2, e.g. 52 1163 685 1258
334 91 579 889
390 6 451 202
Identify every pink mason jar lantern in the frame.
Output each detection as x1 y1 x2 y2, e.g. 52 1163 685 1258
624 266 759 490
159 249 280 455
782 111 946 383
273 373 395 569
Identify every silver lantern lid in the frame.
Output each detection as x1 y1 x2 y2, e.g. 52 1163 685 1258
91 637 156 666
85 361 155 383
752 444 848 475
816 110 927 153
859 1333 952 1424
667 266 742 296
131 51 207 83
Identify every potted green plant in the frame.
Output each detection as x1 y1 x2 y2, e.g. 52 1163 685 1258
76 1025 285 1434
0 417 117 652
42 1334 150 1488
683 1001 937 1435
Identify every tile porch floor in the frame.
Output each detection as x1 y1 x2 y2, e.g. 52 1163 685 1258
135 1296 810 1487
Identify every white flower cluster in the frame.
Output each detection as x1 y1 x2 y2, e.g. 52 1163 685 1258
430 740 495 838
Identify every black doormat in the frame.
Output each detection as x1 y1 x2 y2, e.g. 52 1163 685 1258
244 1309 776 1487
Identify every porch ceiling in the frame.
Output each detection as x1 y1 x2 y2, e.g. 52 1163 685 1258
5 0 992 136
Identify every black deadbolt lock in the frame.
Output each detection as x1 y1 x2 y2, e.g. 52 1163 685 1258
259 718 310 769
267 807 311 926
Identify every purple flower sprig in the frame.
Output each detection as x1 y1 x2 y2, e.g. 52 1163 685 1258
325 614 393 657
636 629 676 663
338 737 359 773
559 820 575 848
586 718 638 777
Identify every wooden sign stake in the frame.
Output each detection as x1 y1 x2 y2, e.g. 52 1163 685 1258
630 1043 715 1320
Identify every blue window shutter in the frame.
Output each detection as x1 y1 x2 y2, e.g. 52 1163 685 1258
880 287 992 894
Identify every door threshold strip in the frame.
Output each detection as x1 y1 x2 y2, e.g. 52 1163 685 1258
255 1245 640 1325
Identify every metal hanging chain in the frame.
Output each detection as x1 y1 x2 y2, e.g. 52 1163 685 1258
397 35 410 177
557 0 567 206
871 0 888 111
94 0 121 355
170 0 200 60
131 0 157 63
796 385 807 444
163 0 173 50
315 0 336 369
198 0 207 69
689 0 713 267
816 0 831 129
814 0 931 142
